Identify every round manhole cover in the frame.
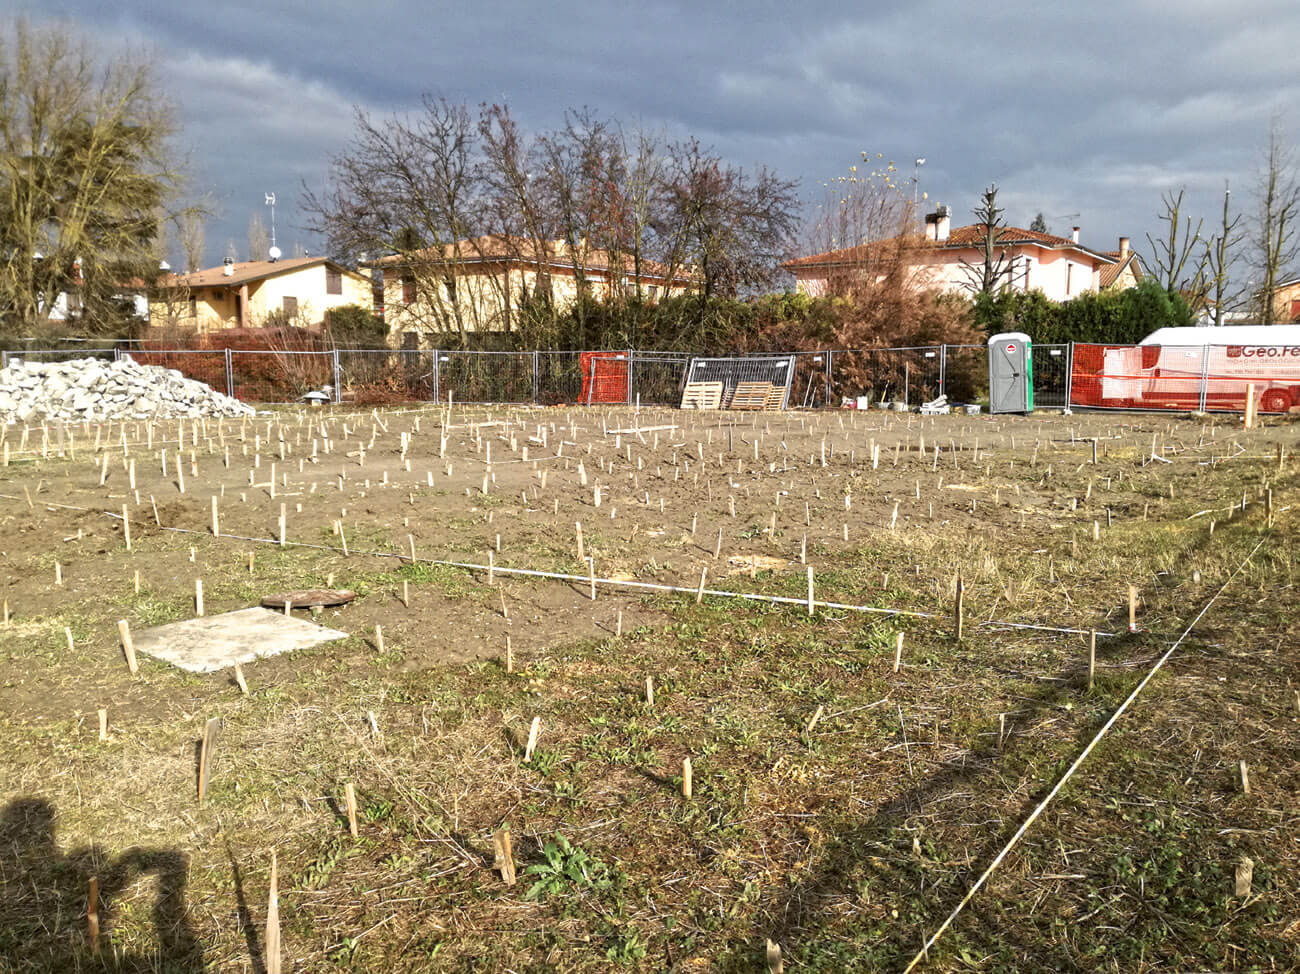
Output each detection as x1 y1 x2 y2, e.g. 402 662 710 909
261 589 357 610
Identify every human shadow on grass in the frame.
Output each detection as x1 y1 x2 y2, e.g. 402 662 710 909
0 797 204 972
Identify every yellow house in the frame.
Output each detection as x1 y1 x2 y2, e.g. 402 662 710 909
373 236 695 342
149 257 374 331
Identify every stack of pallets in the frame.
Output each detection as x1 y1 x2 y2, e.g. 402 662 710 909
728 381 786 411
680 381 724 410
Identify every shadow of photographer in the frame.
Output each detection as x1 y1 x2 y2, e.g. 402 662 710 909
0 796 204 972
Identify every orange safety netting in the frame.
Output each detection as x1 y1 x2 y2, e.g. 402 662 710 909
578 352 629 404
1070 343 1300 412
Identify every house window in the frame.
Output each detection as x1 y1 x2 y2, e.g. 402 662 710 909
648 285 658 299
283 296 298 316
187 296 197 318
401 275 416 303
1065 262 1073 295
326 268 342 295
1290 298 1300 321
443 277 456 301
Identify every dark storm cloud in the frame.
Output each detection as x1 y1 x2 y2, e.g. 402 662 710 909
10 0 1300 268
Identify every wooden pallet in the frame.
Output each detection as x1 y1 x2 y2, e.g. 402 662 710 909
729 381 774 411
764 384 787 410
680 381 724 410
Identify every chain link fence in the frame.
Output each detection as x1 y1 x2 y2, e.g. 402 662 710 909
0 342 1123 410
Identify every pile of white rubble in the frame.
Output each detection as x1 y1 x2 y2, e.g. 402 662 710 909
0 356 254 423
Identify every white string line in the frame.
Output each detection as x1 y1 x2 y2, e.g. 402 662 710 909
901 531 1268 973
4 491 1127 637
7 485 1270 640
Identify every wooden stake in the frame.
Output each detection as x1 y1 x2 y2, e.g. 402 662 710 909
266 852 281 974
1087 630 1096 691
645 675 654 707
804 704 824 738
1238 760 1251 795
234 661 249 696
344 782 359 837
194 579 204 616
696 565 708 603
766 939 783 974
1235 856 1254 898
122 504 131 551
505 635 513 673
374 625 384 655
954 574 965 641
211 495 220 536
88 876 100 956
575 521 584 561
894 631 904 673
1128 585 1138 632
806 566 815 615
97 707 107 741
492 827 517 886
117 620 138 676
681 756 693 798
524 716 541 762
198 716 220 804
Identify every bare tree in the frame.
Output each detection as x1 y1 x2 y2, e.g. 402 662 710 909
800 160 919 298
302 96 485 338
0 19 184 331
247 213 269 261
617 126 669 303
1251 120 1300 324
532 108 624 341
178 212 205 273
1146 188 1207 307
1204 181 1244 326
960 185 1015 295
667 138 798 299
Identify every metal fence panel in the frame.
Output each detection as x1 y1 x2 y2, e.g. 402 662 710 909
438 351 535 403
229 350 332 403
630 352 690 405
684 355 795 408
1069 343 1211 412
829 347 943 407
1030 343 1068 408
940 345 988 404
337 349 436 404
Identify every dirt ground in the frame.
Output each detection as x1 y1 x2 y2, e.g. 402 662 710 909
0 402 1297 971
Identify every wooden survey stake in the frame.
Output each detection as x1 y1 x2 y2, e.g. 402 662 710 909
197 717 221 804
492 827 517 885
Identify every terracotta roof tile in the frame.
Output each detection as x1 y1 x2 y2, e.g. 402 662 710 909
155 257 358 290
374 235 695 285
1098 252 1145 288
783 225 1117 271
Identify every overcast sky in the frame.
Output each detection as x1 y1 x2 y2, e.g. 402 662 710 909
11 0 1300 277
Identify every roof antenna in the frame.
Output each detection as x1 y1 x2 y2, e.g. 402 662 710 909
265 192 281 261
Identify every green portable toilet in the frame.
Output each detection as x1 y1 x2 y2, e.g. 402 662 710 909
988 332 1033 414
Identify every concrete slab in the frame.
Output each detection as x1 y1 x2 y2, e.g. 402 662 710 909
132 607 348 673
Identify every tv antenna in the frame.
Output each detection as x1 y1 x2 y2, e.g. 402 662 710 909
264 192 280 260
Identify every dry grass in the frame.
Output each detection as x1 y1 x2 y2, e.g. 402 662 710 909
0 404 1296 971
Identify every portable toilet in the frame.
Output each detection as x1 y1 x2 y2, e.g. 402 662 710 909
988 332 1033 414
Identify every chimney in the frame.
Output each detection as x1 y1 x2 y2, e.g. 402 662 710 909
1118 236 1130 258
223 257 234 277
1071 226 1080 244
924 204 951 242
